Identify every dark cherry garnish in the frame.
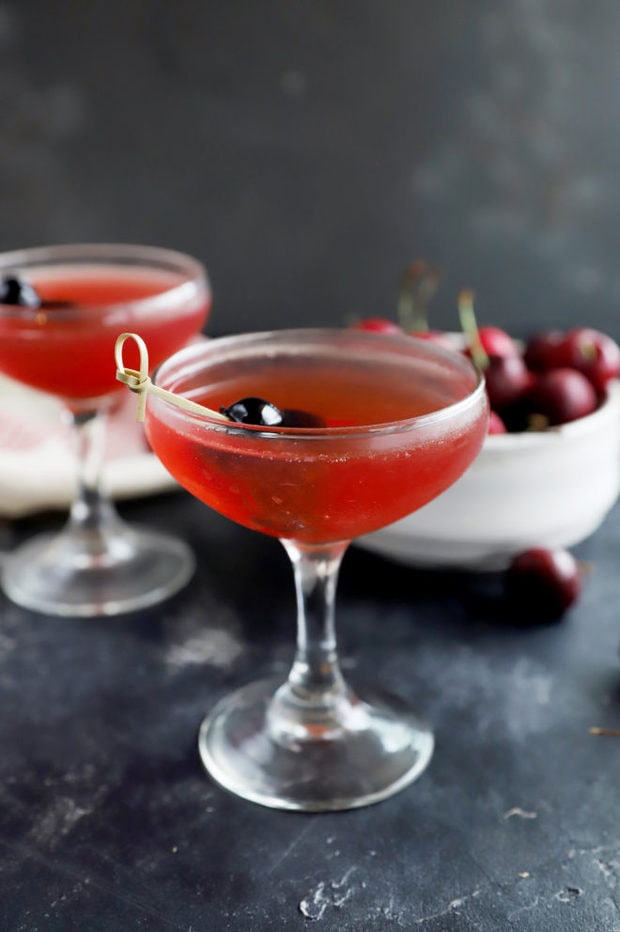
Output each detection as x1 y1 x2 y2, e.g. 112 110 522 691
220 397 325 428
221 397 283 426
0 274 76 310
280 408 326 427
0 275 41 308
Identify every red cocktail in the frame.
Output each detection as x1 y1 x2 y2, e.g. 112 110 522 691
117 328 488 810
0 244 210 617
146 336 486 544
0 266 207 405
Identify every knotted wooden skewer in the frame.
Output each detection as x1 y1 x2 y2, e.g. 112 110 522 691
114 332 229 424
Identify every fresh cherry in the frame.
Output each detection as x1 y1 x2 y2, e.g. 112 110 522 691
477 325 519 358
484 354 534 412
353 317 404 335
487 410 507 434
220 397 325 428
0 275 41 308
554 327 620 392
529 368 598 426
523 330 564 372
505 547 582 621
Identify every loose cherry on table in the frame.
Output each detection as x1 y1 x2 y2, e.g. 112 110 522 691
504 547 583 622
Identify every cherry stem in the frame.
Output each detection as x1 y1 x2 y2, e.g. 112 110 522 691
458 289 489 371
396 260 441 332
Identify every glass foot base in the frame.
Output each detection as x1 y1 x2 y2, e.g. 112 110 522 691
198 677 434 811
1 524 195 617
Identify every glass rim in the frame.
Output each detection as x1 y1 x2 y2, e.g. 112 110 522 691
150 327 488 438
0 242 210 317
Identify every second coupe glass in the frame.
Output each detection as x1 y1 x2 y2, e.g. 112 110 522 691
0 243 211 616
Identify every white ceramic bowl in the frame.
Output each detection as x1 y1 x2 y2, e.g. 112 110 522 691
357 380 620 571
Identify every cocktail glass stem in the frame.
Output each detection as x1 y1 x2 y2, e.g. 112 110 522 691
68 409 117 534
1 405 195 617
268 541 355 743
199 539 434 811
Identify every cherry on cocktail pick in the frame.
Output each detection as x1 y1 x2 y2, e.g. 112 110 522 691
116 333 327 430
0 275 41 308
0 274 75 309
220 397 283 426
220 396 325 428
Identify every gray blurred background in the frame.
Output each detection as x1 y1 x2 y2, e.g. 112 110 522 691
2 0 619 337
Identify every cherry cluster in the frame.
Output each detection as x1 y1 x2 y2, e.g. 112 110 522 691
354 313 620 435
474 322 620 434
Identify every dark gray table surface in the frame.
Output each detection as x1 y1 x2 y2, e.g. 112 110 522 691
0 489 619 931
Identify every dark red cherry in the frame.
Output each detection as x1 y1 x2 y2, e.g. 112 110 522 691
484 354 534 412
505 547 582 621
220 397 325 428
523 330 564 372
0 275 41 308
280 408 326 427
554 327 620 391
353 317 404 335
220 397 283 426
487 410 507 434
529 368 598 425
0 274 76 310
477 325 518 358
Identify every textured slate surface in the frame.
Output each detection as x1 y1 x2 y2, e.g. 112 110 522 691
0 490 619 930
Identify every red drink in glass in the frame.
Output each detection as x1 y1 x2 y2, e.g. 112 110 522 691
0 265 209 405
146 344 486 543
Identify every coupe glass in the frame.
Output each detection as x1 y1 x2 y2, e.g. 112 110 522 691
117 327 488 810
0 243 210 616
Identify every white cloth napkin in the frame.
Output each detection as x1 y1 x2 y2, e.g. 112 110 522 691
0 374 177 517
